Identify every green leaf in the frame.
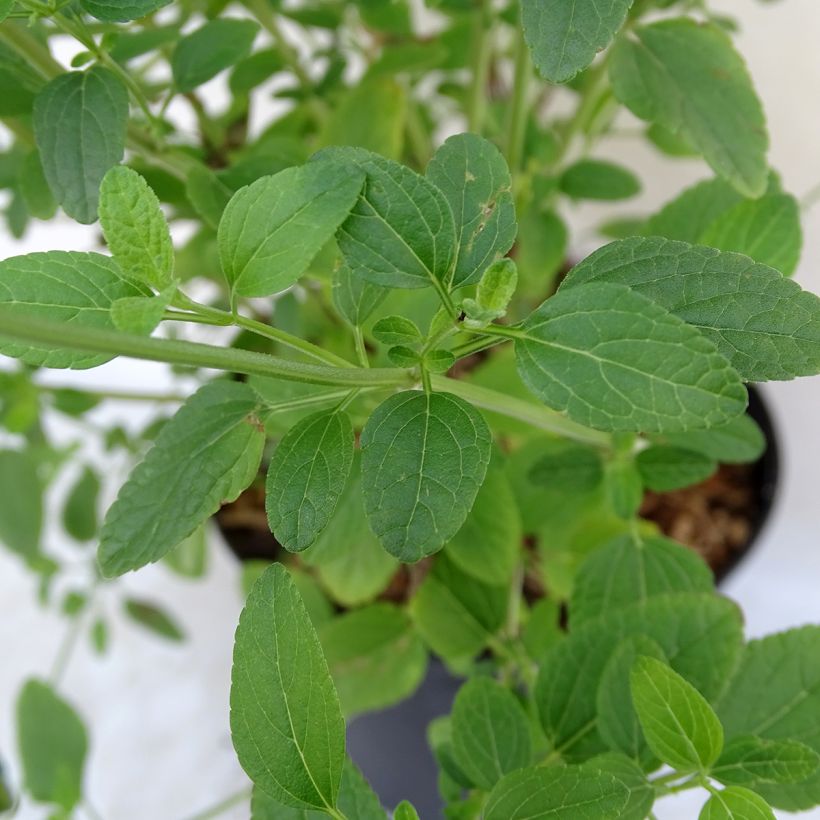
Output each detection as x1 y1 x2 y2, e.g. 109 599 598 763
303 454 397 607
521 0 634 83
700 193 802 277
265 409 354 553
393 801 420 820
582 754 655 820
0 0 13 23
230 563 344 811
560 160 641 201
80 0 170 22
446 454 521 585
360 390 492 561
528 441 604 493
0 251 151 369
713 736 819 789
562 236 820 381
630 655 724 771
717 626 820 810
484 765 629 820
319 603 427 717
0 449 41 559
387 345 420 367
605 458 643 520
411 555 506 661
185 166 232 230
515 282 747 433
655 414 765 465
596 636 667 763
99 381 264 576
218 159 365 298
330 147 457 290
62 465 99 542
172 19 259 92
123 598 184 642
110 285 174 335
609 19 768 197
426 133 516 287
636 445 717 491
163 524 208 578
99 166 175 289
572 533 713 626
372 315 423 346
424 348 455 373
699 786 776 820
332 265 388 327
17 680 87 811
19 149 56 220
33 66 128 223
536 593 742 760
470 258 518 322
450 677 532 789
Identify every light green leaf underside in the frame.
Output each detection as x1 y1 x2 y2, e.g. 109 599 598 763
0 251 151 369
98 381 264 576
360 390 492 562
521 0 634 83
516 282 747 433
609 18 768 197
266 409 354 553
426 133 516 287
33 66 128 224
563 236 820 381
219 159 365 297
231 564 345 811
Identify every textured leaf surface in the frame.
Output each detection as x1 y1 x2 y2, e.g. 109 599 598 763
319 604 427 717
331 148 456 289
0 251 150 369
516 282 746 432
713 736 819 790
521 0 634 83
80 0 170 21
266 410 353 553
360 391 491 561
231 564 344 811
219 160 365 297
564 237 820 381
99 381 264 576
450 677 532 789
33 67 128 223
426 133 516 287
17 680 87 811
583 754 655 820
610 19 768 196
699 786 776 820
99 166 174 289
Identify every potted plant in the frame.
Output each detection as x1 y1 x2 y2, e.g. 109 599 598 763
1 1 820 818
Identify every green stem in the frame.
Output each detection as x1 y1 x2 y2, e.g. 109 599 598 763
50 607 87 686
450 334 506 360
37 383 186 403
0 19 63 78
182 787 252 820
467 0 493 134
353 326 369 368
506 21 532 175
264 388 379 415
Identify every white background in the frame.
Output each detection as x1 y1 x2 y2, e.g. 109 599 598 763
1 1 820 817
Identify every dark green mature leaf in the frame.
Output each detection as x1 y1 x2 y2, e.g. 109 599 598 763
446 455 521 585
636 445 717 491
528 441 604 492
361 390 491 561
411 555 506 661
0 251 151 369
80 0 170 21
332 265 388 327
219 159 365 297
99 166 175 289
231 564 345 811
62 465 100 542
17 680 87 811
699 786 776 820
266 410 354 553
484 765 629 820
33 66 128 223
0 449 41 559
560 160 641 201
426 133 516 287
713 736 819 790
330 147 457 290
515 282 747 433
610 19 768 197
124 598 184 642
656 414 765 465
99 381 264 576
562 237 820 381
537 593 743 760
717 627 820 810
583 754 655 820
450 677 531 789
172 19 259 92
521 0 634 83
631 655 724 771
571 533 713 626
319 604 427 717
